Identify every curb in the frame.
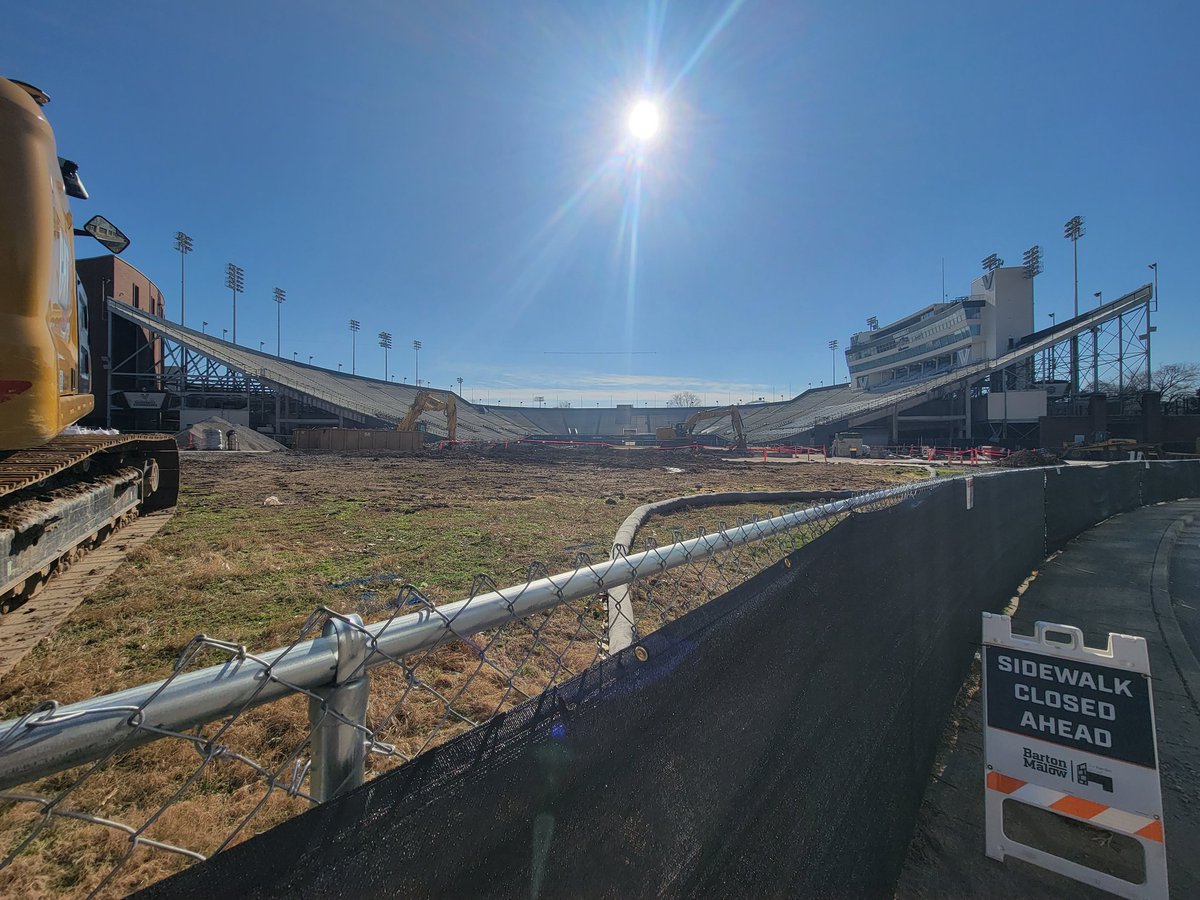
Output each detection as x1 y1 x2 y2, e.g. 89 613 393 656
1148 507 1200 715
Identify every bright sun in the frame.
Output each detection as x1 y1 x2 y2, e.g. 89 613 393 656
628 100 661 141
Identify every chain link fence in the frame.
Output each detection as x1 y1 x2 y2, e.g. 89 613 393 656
0 480 920 897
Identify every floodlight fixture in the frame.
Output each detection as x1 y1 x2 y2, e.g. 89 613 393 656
1063 216 1085 241
412 339 422 386
981 253 1003 272
866 316 879 330
1022 244 1043 279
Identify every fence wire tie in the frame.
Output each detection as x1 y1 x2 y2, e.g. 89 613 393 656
0 700 58 744
173 634 252 674
14 702 145 730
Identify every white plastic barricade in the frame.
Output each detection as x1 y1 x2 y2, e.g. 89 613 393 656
981 613 1166 899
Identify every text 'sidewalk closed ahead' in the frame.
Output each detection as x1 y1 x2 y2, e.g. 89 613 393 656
985 646 1154 767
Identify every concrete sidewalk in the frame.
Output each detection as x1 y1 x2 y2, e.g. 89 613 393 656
896 499 1200 899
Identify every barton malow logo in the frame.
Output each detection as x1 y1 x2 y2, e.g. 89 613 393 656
1023 746 1068 779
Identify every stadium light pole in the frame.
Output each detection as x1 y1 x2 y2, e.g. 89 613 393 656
457 376 463 396
1064 216 1085 395
259 341 264 352
379 332 393 380
272 288 285 356
1063 216 1085 316
225 263 244 344
412 339 422 386
173 231 192 326
1146 262 1157 389
173 232 193 388
349 319 360 374
828 339 838 384
202 320 208 334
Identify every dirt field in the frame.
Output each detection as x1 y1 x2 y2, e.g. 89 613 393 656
0 447 925 897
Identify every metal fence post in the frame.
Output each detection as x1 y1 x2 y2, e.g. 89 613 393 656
308 613 370 804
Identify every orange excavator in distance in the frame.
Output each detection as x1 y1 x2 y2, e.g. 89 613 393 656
0 77 178 609
397 391 458 441
656 405 748 450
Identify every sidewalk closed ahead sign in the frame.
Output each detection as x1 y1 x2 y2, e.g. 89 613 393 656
985 644 1156 768
981 613 1167 899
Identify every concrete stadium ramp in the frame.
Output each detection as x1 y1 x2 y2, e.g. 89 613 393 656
109 304 536 441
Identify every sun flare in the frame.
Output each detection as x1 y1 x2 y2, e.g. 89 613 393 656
627 99 661 141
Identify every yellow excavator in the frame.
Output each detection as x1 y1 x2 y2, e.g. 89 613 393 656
0 76 178 608
656 405 747 450
397 391 458 441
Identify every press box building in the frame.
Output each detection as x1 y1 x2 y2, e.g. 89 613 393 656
845 267 1034 393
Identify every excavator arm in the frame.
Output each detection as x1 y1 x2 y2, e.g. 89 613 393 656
684 405 746 449
397 391 458 441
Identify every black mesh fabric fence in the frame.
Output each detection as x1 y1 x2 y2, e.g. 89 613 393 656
1044 461 1200 552
1045 463 1142 552
1142 459 1200 506
143 472 1049 900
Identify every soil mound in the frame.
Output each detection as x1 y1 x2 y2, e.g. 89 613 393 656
996 448 1061 468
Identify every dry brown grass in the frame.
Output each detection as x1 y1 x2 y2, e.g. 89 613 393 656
0 452 924 896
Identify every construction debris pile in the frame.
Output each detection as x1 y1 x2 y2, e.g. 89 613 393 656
995 449 1061 468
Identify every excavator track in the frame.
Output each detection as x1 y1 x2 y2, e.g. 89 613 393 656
0 434 179 611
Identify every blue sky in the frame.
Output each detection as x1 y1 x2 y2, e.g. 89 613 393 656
5 1 1197 405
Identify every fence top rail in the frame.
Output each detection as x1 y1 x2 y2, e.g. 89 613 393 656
0 478 939 789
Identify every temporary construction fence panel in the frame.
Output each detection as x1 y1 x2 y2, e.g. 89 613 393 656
292 428 424 451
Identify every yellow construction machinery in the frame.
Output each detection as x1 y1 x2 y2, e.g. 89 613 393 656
657 405 747 450
0 76 178 608
397 391 458 442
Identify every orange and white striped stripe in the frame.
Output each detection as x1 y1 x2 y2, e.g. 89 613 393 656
986 771 1163 842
